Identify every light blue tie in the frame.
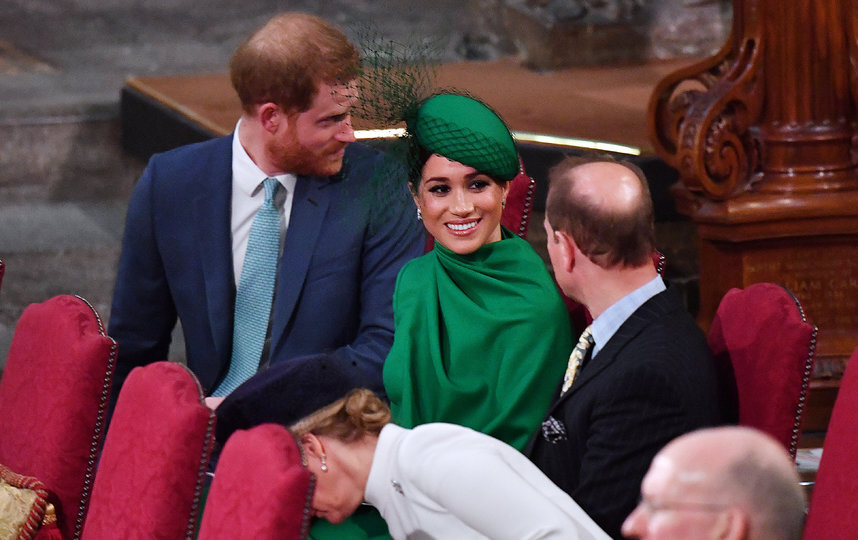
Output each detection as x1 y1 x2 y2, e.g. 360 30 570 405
214 177 281 396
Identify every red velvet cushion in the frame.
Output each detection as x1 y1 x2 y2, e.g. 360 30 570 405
803 347 858 539
82 361 215 539
0 463 50 540
199 424 313 540
707 283 816 457
0 295 116 539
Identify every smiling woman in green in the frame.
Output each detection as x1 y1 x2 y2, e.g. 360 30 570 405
382 92 573 451
215 93 575 540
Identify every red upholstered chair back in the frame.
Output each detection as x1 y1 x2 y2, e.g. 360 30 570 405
198 424 314 540
82 361 215 539
707 283 817 459
500 168 537 238
803 347 858 539
0 294 116 540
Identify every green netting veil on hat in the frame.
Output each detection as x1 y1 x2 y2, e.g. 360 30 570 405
343 28 521 224
407 93 520 183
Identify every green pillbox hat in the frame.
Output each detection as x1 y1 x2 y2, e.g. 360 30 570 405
409 93 519 182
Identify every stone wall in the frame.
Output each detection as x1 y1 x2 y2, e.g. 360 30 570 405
463 0 731 68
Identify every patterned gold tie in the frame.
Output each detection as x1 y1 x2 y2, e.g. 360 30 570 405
561 325 594 394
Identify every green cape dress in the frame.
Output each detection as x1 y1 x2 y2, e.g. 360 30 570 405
309 228 572 540
384 227 572 451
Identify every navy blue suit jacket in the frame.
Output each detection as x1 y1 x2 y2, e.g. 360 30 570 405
526 287 721 539
109 135 425 397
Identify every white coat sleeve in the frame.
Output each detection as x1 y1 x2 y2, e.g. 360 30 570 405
405 427 610 540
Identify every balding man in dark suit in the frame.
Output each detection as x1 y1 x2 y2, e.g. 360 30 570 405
528 155 721 538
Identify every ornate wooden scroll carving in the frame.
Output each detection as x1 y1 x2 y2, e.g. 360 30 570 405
648 0 858 405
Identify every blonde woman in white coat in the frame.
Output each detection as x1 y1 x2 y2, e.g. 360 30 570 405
291 388 609 540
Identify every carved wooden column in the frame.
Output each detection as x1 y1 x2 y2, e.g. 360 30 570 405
648 0 858 419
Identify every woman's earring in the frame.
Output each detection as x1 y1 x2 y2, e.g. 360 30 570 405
320 453 328 472
416 207 423 221
502 198 507 209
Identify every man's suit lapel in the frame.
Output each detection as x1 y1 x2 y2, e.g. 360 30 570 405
549 289 672 412
270 175 332 350
193 136 235 364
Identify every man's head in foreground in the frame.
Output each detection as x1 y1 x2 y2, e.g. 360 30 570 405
622 426 805 540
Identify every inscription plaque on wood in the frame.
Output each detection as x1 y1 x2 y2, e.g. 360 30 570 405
698 235 858 379
648 0 858 430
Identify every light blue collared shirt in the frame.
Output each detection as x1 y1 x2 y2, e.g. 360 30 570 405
589 275 666 358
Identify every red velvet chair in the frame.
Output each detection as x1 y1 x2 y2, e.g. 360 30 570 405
198 423 314 540
708 283 817 459
0 294 117 540
803 347 858 539
82 361 215 539
500 168 537 238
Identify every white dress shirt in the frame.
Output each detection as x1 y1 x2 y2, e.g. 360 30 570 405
365 424 610 540
230 119 297 286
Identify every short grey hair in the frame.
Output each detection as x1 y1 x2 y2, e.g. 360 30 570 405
725 453 806 540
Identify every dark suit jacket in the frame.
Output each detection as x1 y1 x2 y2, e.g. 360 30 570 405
108 135 425 397
527 286 721 539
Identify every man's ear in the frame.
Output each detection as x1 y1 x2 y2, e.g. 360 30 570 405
258 102 283 133
554 230 577 273
713 507 749 540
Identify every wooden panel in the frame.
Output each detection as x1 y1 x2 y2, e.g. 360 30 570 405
123 57 698 154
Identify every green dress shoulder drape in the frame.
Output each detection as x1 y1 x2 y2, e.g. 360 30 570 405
383 227 573 451
309 228 572 540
